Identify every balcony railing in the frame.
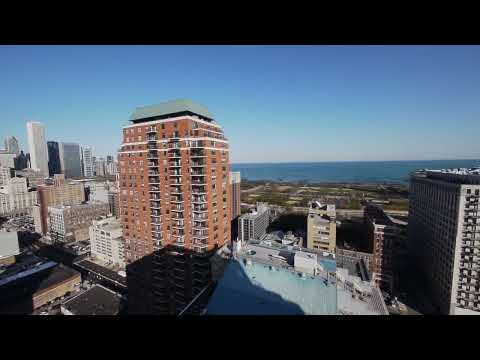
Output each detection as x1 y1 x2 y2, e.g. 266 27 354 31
147 126 157 134
193 214 208 221
148 161 159 168
147 151 158 159
151 201 161 209
148 143 158 150
191 162 205 167
149 186 160 192
169 161 182 167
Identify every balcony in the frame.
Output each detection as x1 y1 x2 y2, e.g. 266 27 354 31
171 206 185 212
191 170 205 176
193 214 208 221
151 210 161 217
192 189 207 195
147 126 157 134
190 141 205 148
147 134 157 142
152 233 163 241
170 188 183 195
192 197 207 204
170 172 182 177
151 201 161 209
149 177 160 185
149 186 160 192
169 161 182 168
191 161 205 167
191 180 207 185
151 218 162 225
147 151 158 160
171 213 184 220
148 143 158 150
150 194 161 201
152 226 163 233
190 150 206 158
169 151 181 159
148 161 159 168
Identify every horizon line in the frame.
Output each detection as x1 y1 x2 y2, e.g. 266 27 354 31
231 158 480 165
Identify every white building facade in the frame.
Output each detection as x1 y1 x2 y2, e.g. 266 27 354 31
26 122 49 176
0 177 38 216
89 217 125 269
82 146 94 177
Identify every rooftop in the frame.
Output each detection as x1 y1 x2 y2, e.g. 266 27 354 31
413 167 480 185
0 230 20 259
130 99 214 123
62 285 121 315
240 203 270 220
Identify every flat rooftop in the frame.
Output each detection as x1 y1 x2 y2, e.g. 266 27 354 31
413 168 480 185
207 259 337 315
130 99 214 123
74 259 126 287
62 285 121 315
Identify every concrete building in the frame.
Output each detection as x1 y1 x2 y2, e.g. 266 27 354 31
48 201 110 243
0 166 13 186
206 239 388 315
47 141 62 176
4 136 19 156
364 204 406 292
15 168 45 188
0 177 38 217
307 201 336 252
238 202 270 243
120 99 231 314
88 181 110 203
105 161 117 176
95 157 106 176
0 230 20 266
0 152 16 169
59 142 82 178
229 171 241 220
82 146 94 177
26 122 49 176
89 217 125 269
33 174 85 235
409 168 480 315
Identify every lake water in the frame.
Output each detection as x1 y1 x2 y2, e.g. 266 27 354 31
231 160 480 184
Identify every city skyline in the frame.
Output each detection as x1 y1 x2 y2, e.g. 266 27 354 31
1 45 480 162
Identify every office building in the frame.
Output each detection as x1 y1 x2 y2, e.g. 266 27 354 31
48 201 110 243
409 168 480 315
205 238 388 315
120 99 231 314
0 166 13 186
15 168 45 188
238 202 270 243
47 141 62 176
4 136 19 156
307 201 337 252
95 157 106 176
0 152 15 169
14 151 29 170
59 142 82 178
0 177 38 217
26 122 49 176
89 217 126 269
364 204 406 292
82 146 94 177
105 161 117 176
229 171 241 220
61 285 121 315
33 174 85 235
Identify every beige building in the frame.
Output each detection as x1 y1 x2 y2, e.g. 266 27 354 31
229 171 241 220
307 201 336 252
48 201 110 243
409 168 480 315
34 174 85 234
0 177 38 217
0 166 12 186
89 217 125 269
15 168 45 188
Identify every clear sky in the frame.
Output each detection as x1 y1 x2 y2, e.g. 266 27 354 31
1 45 479 163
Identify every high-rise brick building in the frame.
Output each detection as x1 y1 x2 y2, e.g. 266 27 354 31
119 99 231 314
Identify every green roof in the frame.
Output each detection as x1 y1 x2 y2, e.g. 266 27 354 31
130 99 214 122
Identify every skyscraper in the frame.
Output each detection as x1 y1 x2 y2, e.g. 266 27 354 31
59 142 82 178
120 99 231 314
95 157 106 176
4 136 20 156
229 171 241 220
47 141 62 176
82 146 94 177
26 122 49 176
409 168 480 314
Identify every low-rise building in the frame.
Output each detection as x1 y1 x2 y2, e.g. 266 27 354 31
61 284 121 315
0 230 20 266
89 217 125 269
207 239 388 315
0 177 38 217
307 201 336 252
0 259 81 314
48 202 110 243
238 202 270 243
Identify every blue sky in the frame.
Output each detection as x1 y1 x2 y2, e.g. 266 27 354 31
1 45 479 163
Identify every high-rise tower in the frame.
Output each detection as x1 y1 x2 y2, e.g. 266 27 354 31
120 99 231 314
26 122 49 176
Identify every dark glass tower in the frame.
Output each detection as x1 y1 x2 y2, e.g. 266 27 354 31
47 141 62 176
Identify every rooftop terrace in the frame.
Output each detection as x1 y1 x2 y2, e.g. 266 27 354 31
129 99 214 123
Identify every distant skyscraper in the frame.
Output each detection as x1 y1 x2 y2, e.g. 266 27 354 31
82 146 94 178
106 155 114 164
4 136 20 156
47 141 62 176
26 122 49 176
59 142 82 178
95 157 106 176
14 151 29 170
229 171 241 220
